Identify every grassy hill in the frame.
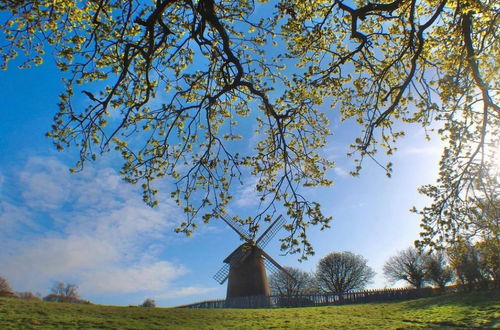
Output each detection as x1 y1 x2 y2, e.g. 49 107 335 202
0 290 498 329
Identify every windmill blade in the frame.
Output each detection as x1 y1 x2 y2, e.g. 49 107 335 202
261 249 296 281
263 258 283 278
255 215 285 249
217 212 251 241
213 263 230 284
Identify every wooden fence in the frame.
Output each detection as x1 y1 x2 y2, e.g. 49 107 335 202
177 287 449 309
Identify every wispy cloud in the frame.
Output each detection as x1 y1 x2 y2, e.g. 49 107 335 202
235 176 260 207
80 262 187 294
0 156 188 299
334 166 350 178
400 145 441 156
157 286 217 300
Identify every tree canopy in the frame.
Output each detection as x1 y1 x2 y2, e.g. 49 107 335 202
316 251 375 293
1 0 498 257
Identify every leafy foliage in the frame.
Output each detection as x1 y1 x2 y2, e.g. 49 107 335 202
316 251 375 294
447 238 499 289
414 158 500 248
423 251 454 288
1 0 498 255
475 237 500 287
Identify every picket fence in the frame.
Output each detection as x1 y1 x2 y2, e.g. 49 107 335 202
177 287 450 309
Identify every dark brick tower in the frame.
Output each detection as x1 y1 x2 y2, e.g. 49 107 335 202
225 245 270 298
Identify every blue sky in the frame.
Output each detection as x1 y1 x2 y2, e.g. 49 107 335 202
0 40 445 306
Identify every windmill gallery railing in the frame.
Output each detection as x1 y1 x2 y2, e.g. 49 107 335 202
177 287 455 309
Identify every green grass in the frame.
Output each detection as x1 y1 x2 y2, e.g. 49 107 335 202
0 290 498 329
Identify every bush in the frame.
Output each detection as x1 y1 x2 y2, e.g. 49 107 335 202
447 240 484 289
43 294 90 304
15 292 40 300
140 298 156 307
0 277 14 297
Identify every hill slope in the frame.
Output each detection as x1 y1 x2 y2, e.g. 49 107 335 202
0 290 498 329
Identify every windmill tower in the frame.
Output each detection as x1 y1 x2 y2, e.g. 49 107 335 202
213 213 294 299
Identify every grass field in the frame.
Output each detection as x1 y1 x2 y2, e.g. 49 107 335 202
0 290 498 329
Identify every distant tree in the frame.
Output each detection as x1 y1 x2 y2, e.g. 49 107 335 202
423 251 454 288
51 281 79 298
383 248 426 289
140 298 156 308
0 276 14 297
269 267 316 297
44 281 88 303
316 252 375 294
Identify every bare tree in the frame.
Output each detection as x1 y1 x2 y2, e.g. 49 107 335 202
44 281 83 303
316 252 375 294
383 247 426 288
423 251 454 288
51 281 79 298
269 267 316 297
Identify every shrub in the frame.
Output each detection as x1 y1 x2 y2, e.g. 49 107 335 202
43 293 90 304
0 277 14 297
140 298 156 307
15 292 40 300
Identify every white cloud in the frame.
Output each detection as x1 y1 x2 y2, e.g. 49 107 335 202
156 286 217 300
235 176 260 207
0 201 39 235
400 146 441 156
80 262 187 294
334 166 350 178
18 157 72 210
0 156 186 299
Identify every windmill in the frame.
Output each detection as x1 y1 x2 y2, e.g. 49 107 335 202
213 213 294 299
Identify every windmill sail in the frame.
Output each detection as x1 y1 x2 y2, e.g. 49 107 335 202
255 215 285 249
213 263 230 284
217 212 251 240
260 249 295 281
